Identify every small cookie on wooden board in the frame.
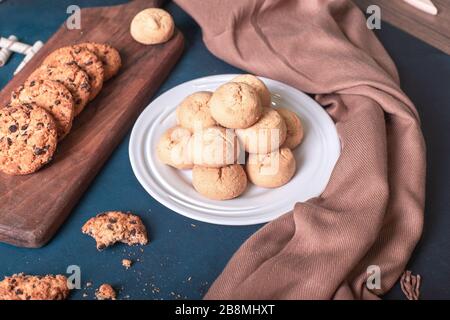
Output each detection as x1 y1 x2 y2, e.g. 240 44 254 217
0 273 70 300
95 284 116 300
43 45 104 101
276 107 304 149
0 103 58 175
82 211 148 250
11 79 74 140
246 147 296 188
78 42 121 81
130 8 175 45
192 164 248 200
29 63 91 116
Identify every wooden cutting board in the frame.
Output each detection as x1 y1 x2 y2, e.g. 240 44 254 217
0 0 184 247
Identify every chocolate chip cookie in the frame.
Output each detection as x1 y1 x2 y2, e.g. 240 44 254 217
78 42 121 80
0 273 70 300
29 63 90 116
43 45 104 101
95 284 116 300
82 211 148 250
11 79 74 140
0 103 58 175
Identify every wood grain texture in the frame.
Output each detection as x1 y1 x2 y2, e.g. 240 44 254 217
0 0 184 247
355 0 450 55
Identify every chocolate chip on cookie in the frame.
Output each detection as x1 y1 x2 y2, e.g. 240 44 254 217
43 45 104 101
11 79 74 140
29 64 91 116
0 273 70 300
0 103 58 175
81 211 148 250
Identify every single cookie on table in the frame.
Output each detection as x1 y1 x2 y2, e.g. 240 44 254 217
130 8 175 45
157 126 193 170
246 147 296 188
0 273 70 300
176 91 217 132
11 79 74 140
0 103 58 175
231 74 271 108
82 211 148 251
188 126 240 168
209 82 262 129
192 164 247 200
78 42 121 80
43 45 104 101
95 284 116 300
236 107 287 154
29 63 90 116
276 107 304 149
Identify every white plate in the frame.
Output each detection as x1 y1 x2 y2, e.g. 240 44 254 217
129 74 340 225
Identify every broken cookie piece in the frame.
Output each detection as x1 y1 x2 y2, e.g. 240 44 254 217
0 273 70 300
95 284 116 300
82 211 148 250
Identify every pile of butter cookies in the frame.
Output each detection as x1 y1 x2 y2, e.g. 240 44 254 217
0 42 121 175
157 74 304 201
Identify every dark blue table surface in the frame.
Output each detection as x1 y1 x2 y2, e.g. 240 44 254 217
0 0 449 300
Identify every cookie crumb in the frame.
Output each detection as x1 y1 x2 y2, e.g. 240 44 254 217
95 284 116 300
86 281 92 288
122 259 132 269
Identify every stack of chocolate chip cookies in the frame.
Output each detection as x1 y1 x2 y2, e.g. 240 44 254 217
0 43 121 175
157 74 305 201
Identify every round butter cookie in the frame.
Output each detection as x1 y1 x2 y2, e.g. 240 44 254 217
192 164 247 200
276 107 304 149
130 8 175 45
246 148 296 188
232 74 271 108
176 91 216 132
209 82 262 129
188 126 240 168
236 107 287 154
157 126 193 169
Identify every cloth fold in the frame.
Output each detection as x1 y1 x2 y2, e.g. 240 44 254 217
173 0 426 299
